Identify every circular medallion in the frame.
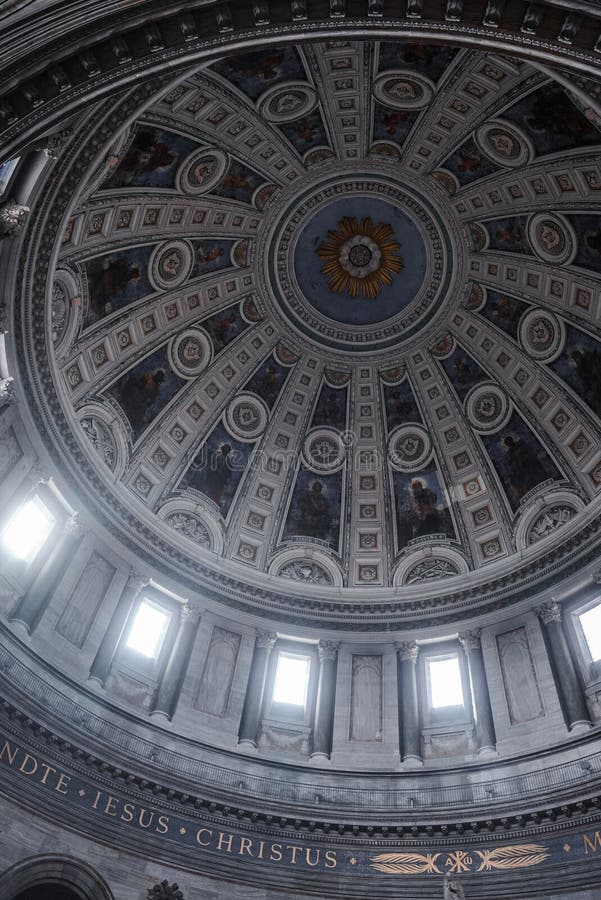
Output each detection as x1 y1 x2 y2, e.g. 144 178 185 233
265 174 451 353
475 119 534 168
258 82 318 123
177 149 228 195
149 240 193 290
225 393 269 442
519 308 565 362
303 428 346 472
169 329 212 377
373 71 434 110
465 382 510 433
388 424 432 471
527 213 576 266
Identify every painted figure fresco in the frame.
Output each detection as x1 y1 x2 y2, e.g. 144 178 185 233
550 324 601 420
479 290 529 340
378 41 458 81
108 346 185 441
502 83 601 156
211 45 307 102
483 216 532 255
190 239 234 279
483 412 562 510
104 127 199 189
243 355 290 409
382 378 422 432
284 467 342 548
440 348 489 400
311 382 348 432
210 159 266 204
442 137 500 187
566 214 601 275
278 108 330 155
201 302 248 355
373 104 420 146
183 423 251 517
85 247 153 325
393 463 455 552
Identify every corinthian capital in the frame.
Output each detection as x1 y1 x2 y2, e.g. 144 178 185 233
318 641 340 662
256 630 277 651
458 629 482 653
536 600 562 625
395 640 419 663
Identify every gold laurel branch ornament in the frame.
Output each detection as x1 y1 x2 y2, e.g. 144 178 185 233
475 844 550 871
369 852 442 874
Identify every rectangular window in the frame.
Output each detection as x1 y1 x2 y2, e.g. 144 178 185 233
427 655 464 709
1 496 55 562
272 652 311 707
579 603 601 663
125 599 170 659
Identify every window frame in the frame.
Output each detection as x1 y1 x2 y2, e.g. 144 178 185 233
570 597 601 683
419 641 473 728
263 639 318 726
1 491 58 565
116 588 179 679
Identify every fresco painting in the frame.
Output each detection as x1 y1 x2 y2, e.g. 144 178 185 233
566 214 601 275
190 239 235 279
108 346 185 441
550 324 601 420
502 83 601 156
383 378 422 432
442 137 500 187
311 382 348 431
440 347 489 400
243 355 291 409
210 159 266 204
283 466 342 548
393 463 455 552
85 247 154 326
278 108 330 155
183 423 252 517
378 42 459 81
211 46 307 102
483 216 532 255
372 103 420 146
483 412 561 511
479 290 529 340
201 302 248 355
104 127 199 189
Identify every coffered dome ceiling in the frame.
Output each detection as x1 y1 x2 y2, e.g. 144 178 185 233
28 38 601 625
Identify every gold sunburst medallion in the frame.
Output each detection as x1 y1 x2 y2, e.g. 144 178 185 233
316 216 404 299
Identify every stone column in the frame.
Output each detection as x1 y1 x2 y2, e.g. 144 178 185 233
151 604 201 721
89 570 149 686
10 513 83 633
536 600 591 731
396 641 422 765
238 630 276 749
459 629 496 756
311 641 340 761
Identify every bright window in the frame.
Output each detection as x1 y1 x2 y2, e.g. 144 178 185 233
1 497 55 562
580 604 601 662
427 655 464 709
126 599 170 659
273 653 310 707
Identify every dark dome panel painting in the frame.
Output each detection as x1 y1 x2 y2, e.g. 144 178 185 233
4 3 601 899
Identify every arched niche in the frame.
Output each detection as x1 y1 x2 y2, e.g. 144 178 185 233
0 856 114 900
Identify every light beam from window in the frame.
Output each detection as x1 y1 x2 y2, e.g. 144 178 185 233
580 604 601 662
428 655 464 709
126 600 170 659
273 653 310 707
1 497 55 562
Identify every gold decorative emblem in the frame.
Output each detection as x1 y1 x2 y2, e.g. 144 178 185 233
316 216 403 299
370 843 550 875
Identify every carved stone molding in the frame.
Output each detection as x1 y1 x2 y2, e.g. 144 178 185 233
0 201 29 237
256 631 277 651
147 882 184 900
